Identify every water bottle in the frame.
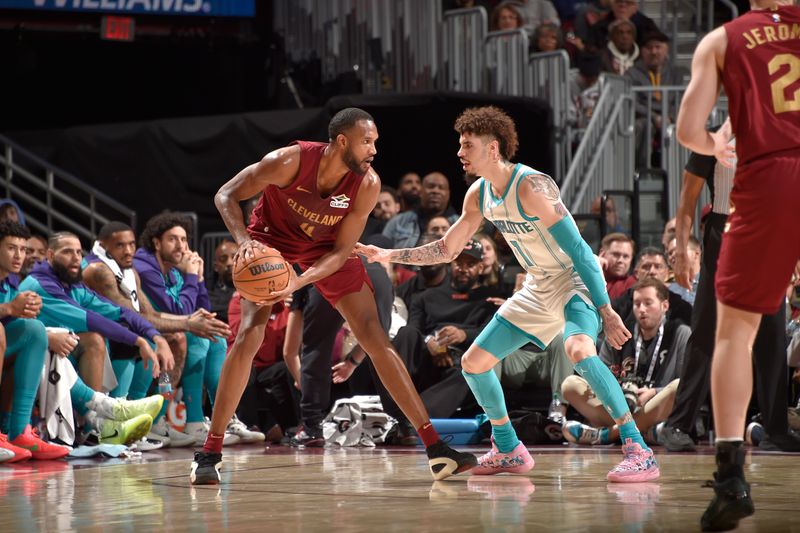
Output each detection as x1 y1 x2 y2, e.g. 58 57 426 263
158 372 174 401
548 393 565 426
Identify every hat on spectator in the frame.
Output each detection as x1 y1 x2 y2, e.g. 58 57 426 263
457 239 484 262
642 30 670 46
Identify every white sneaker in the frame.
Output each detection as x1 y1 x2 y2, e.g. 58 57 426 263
91 394 164 422
187 421 240 447
0 447 15 463
227 415 265 444
149 417 195 448
131 436 165 452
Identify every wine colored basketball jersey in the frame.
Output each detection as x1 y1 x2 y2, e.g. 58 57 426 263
247 141 366 262
722 5 800 165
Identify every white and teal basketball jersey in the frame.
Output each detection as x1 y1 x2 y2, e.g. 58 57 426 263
479 163 596 347
479 163 574 281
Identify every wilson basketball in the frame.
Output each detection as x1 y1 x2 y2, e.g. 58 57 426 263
233 247 291 302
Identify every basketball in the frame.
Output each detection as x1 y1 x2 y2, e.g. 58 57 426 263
232 246 291 302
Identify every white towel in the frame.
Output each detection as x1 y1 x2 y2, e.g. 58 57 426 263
91 240 140 312
39 329 79 445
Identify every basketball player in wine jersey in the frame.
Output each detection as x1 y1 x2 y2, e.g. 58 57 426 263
190 108 477 485
676 2 800 530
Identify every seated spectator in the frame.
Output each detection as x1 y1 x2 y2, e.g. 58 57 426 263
601 18 639 75
612 247 693 326
515 0 561 34
389 240 501 420
562 278 687 444
473 232 503 292
593 195 625 233
19 231 167 446
134 213 240 446
383 172 459 249
425 215 452 239
573 0 610 45
568 52 603 136
0 221 69 460
398 172 421 212
531 22 564 53
22 233 47 278
599 233 636 300
491 1 527 32
82 221 229 447
0 200 25 225
666 235 701 305
373 185 401 223
626 32 689 168
587 0 659 52
362 185 399 240
207 240 237 323
395 234 451 310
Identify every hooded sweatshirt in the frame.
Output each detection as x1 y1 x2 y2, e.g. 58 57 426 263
19 261 159 345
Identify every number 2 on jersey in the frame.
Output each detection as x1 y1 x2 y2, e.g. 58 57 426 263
769 53 800 114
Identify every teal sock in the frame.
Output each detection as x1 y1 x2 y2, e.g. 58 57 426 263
619 420 646 448
109 358 135 399
70 376 96 417
6 319 48 439
492 421 521 454
574 356 648 450
462 368 519 453
183 333 210 423
0 412 9 434
598 427 610 444
203 336 227 408
129 358 154 400
128 358 168 423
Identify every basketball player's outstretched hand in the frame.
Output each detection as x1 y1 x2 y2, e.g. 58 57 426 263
235 238 269 264
599 305 631 350
354 242 389 263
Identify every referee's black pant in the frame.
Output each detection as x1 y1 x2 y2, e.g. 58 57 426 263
666 213 789 436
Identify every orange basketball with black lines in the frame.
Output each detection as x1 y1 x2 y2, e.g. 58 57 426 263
233 247 291 302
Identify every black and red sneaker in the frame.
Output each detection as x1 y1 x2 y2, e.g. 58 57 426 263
289 426 325 448
426 440 477 480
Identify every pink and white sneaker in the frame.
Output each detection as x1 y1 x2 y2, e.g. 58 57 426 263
472 439 534 476
607 438 660 483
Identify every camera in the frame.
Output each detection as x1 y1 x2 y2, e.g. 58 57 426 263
619 376 644 413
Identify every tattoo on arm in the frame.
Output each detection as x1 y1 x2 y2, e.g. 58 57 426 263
528 174 569 219
391 240 450 266
90 267 133 309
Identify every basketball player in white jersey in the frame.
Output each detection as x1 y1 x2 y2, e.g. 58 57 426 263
357 106 659 481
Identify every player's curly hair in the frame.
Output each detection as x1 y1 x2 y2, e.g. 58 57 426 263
139 212 192 252
454 106 519 161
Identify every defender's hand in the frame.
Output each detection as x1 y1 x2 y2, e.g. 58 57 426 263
354 242 391 264
599 305 631 350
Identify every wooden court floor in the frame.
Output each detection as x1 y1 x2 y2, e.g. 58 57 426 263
0 444 798 532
